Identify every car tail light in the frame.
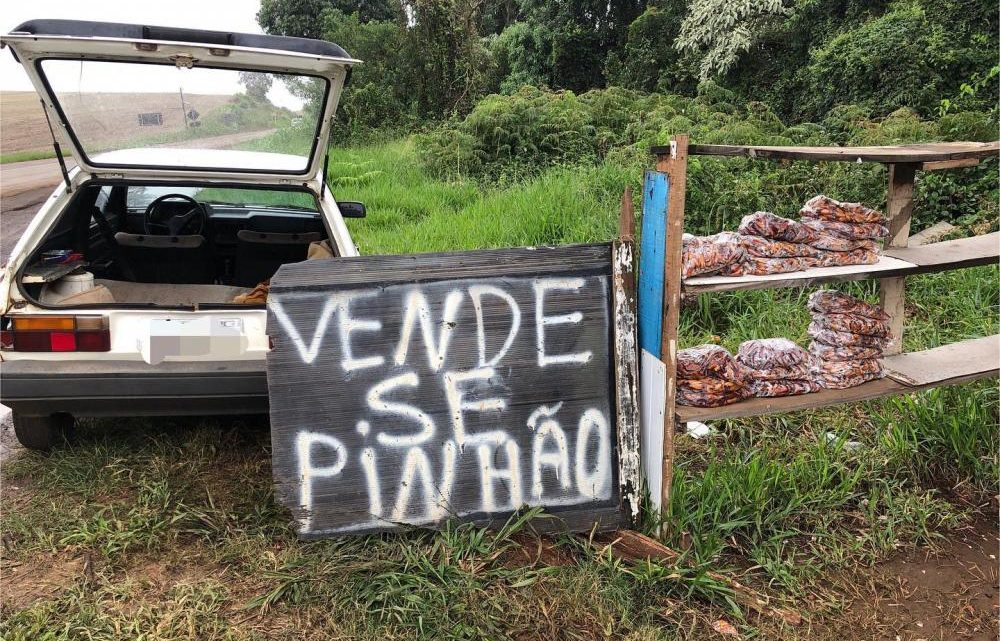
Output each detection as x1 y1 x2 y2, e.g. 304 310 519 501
12 316 75 331
0 315 110 352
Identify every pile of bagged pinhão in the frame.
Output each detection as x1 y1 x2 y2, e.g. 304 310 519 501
807 289 891 389
682 195 889 279
675 290 891 407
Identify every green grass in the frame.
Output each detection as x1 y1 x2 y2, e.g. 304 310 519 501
329 140 630 254
0 149 65 164
91 98 294 155
2 138 997 640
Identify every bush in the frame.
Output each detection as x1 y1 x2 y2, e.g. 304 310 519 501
416 87 599 181
799 5 953 118
415 85 996 235
603 5 696 94
938 111 999 142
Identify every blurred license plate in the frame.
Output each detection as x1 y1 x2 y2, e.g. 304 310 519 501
144 317 247 364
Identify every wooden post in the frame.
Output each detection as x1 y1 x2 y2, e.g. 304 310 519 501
655 135 688 517
614 186 641 523
879 163 918 355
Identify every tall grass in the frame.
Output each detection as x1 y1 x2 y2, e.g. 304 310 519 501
329 140 630 254
0 149 64 164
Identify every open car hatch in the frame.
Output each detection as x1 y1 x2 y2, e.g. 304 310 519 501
1 20 359 181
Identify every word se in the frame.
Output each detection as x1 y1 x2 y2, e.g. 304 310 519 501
266 244 637 537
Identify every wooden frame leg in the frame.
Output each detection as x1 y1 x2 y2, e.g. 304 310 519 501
655 135 689 521
879 163 917 355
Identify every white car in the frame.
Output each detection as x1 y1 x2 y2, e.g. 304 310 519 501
0 19 361 449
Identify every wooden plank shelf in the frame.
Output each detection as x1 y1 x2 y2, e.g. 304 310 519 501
683 232 999 295
884 232 999 271
653 141 1000 164
676 335 1000 423
684 255 914 294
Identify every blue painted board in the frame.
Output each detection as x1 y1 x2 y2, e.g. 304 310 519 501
637 170 669 357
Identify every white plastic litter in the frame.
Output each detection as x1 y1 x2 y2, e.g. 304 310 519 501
686 421 713 438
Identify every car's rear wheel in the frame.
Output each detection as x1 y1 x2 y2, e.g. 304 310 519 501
12 413 75 451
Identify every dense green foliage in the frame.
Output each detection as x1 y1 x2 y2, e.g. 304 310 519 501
415 85 998 234
675 0 790 80
260 0 998 134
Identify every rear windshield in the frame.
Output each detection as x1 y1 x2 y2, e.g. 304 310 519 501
38 59 326 172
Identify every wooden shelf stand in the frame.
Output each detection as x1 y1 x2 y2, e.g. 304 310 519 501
683 232 999 294
677 335 999 422
643 138 1000 516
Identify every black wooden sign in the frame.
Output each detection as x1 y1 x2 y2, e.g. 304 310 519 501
266 243 639 538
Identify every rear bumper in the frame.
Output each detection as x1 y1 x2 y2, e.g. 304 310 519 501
0 359 268 417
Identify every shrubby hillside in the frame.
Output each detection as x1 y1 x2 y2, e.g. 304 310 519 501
415 85 998 235
257 0 997 236
259 0 999 139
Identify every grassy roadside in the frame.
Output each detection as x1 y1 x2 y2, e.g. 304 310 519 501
1 139 996 640
0 149 62 164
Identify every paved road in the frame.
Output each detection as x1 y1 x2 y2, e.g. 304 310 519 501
0 128 280 265
1 157 76 198
0 156 69 264
1 184 57 265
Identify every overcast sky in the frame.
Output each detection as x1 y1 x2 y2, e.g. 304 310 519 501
0 0 306 109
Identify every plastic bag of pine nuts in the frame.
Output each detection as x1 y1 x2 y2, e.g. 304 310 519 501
800 195 886 225
808 341 882 362
676 378 750 407
681 233 746 278
807 322 892 349
750 379 823 397
738 212 819 244
802 218 888 241
807 290 890 320
676 345 750 384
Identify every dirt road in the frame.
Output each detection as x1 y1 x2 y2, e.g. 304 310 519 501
0 157 75 198
1 185 58 264
0 156 69 263
0 128 279 264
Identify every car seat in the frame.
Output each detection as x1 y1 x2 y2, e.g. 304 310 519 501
113 232 215 284
233 230 321 287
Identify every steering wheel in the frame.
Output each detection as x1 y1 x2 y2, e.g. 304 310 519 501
143 193 208 236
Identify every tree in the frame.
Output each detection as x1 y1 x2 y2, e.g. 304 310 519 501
239 72 273 101
476 0 522 36
320 10 409 136
512 0 646 91
676 0 790 80
604 3 695 93
258 0 401 38
799 5 956 118
405 0 492 116
490 22 553 92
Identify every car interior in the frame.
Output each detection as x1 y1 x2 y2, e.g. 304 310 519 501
19 182 341 307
